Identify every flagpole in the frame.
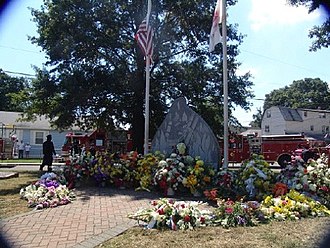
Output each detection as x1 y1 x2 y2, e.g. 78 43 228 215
222 0 229 169
144 55 150 155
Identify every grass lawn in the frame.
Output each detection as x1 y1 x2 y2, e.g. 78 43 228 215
0 171 330 248
0 159 42 163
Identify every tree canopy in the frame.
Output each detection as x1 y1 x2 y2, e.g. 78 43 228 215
25 0 254 152
0 69 29 112
263 78 330 110
288 0 330 51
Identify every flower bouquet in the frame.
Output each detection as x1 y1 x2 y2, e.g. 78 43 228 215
20 172 76 209
182 158 215 196
213 199 260 228
206 168 238 200
128 198 213 230
235 154 275 200
135 152 164 191
153 153 186 195
89 154 111 187
279 155 330 207
260 189 330 221
62 156 90 189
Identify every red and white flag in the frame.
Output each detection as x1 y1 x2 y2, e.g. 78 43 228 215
209 0 223 52
135 0 153 58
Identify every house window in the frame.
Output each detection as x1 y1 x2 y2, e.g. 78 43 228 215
35 132 45 145
322 126 329 134
310 125 314 131
266 110 271 118
265 125 270 132
304 111 307 117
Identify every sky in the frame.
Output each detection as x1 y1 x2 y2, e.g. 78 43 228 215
0 0 330 126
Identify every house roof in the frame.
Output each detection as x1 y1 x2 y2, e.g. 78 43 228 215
278 107 303 122
0 111 53 130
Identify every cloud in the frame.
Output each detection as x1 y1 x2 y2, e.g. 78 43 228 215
249 0 320 31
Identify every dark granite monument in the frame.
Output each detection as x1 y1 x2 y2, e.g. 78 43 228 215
151 97 220 169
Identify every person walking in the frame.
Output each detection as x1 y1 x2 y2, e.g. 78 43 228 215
18 140 25 159
39 134 56 172
24 143 31 158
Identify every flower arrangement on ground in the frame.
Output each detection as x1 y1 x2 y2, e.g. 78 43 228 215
153 153 186 195
62 156 90 189
260 189 330 221
89 154 111 186
135 152 164 191
20 172 76 209
213 199 261 228
235 154 275 200
182 158 215 195
205 168 237 201
277 155 330 207
128 198 213 230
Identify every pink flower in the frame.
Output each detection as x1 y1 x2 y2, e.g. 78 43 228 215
225 207 234 214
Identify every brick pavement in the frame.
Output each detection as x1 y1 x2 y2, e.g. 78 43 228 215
0 187 159 248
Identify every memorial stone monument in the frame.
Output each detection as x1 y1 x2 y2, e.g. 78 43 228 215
151 97 220 169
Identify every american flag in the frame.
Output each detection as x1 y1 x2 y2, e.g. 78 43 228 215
135 19 153 58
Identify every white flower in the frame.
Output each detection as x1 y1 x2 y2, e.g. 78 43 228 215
309 184 317 192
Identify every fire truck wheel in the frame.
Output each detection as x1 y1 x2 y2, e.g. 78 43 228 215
277 154 291 168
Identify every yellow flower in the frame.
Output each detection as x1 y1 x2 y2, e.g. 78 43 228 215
187 174 197 186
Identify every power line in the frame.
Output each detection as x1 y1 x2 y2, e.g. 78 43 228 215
0 45 43 55
240 49 330 79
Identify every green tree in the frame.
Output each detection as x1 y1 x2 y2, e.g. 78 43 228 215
288 0 330 51
26 0 254 152
263 78 330 110
0 69 29 112
249 107 262 128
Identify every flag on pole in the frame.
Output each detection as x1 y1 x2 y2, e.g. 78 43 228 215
209 0 223 52
135 0 153 58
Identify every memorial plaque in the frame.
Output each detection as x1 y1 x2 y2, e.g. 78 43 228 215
151 97 219 169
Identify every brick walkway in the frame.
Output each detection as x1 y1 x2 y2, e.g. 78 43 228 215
0 187 159 248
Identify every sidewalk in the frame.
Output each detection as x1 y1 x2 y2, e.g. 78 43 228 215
0 164 160 248
0 186 159 248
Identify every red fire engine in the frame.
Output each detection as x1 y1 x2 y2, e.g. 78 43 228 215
61 129 133 158
220 133 323 167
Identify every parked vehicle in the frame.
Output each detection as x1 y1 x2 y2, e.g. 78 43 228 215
0 137 14 160
219 133 326 167
61 129 133 158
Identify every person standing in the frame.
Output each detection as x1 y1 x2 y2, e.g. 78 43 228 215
40 134 56 172
18 140 25 159
24 143 31 158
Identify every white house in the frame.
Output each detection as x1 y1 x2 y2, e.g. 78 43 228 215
0 111 80 159
261 106 330 140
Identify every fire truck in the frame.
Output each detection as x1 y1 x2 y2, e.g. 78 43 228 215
220 133 326 167
61 129 133 158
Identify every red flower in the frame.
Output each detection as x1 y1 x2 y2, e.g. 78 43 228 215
157 208 165 215
151 200 158 206
183 215 191 222
204 188 218 201
200 216 205 224
272 182 288 197
159 180 167 189
225 207 234 214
